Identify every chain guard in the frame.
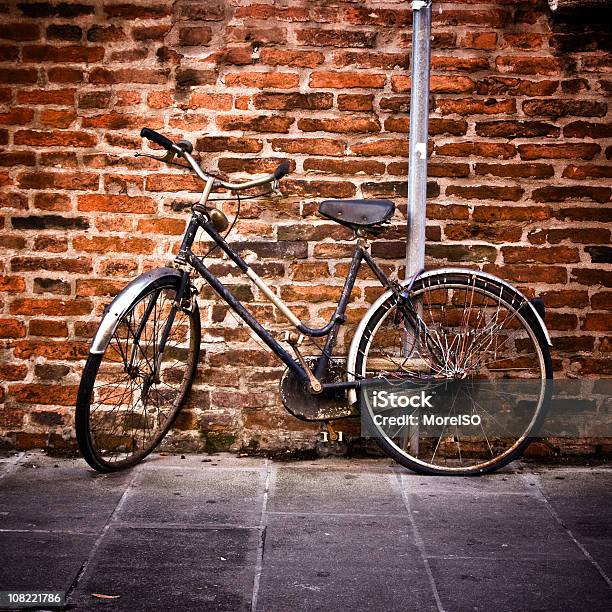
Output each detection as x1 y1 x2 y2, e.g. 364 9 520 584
279 357 359 422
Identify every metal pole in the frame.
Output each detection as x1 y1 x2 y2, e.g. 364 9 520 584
405 0 432 279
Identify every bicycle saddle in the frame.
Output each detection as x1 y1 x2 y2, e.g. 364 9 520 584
318 199 395 231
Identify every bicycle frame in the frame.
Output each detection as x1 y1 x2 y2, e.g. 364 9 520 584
172 189 395 393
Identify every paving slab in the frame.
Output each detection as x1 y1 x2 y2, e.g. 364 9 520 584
403 485 582 560
535 468 612 576
0 452 23 479
429 557 611 612
268 466 404 515
0 454 132 533
257 515 437 612
0 531 96 592
115 467 265 527
69 526 258 612
400 472 527 496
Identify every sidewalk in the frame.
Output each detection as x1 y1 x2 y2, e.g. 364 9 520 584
0 452 610 612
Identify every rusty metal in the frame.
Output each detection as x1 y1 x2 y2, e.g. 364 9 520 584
285 333 323 393
280 357 359 421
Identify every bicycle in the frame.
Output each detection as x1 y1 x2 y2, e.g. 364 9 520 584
75 127 553 476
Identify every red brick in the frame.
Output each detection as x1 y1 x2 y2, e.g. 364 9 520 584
29 319 68 337
90 67 168 85
431 56 489 72
435 142 516 159
296 29 377 48
74 236 155 255
0 68 38 84
435 9 508 28
501 33 546 50
474 163 553 180
310 72 385 89
436 98 516 116
104 4 171 19
518 143 601 161
303 158 385 176
271 138 345 157
46 67 84 83
299 117 380 134
523 99 607 118
225 72 299 89
0 318 26 338
14 130 96 148
77 195 157 214
496 55 562 76
11 256 91 273
338 94 374 112
10 298 92 316
461 32 497 50
0 108 32 125
178 27 212 46
235 4 308 21
529 227 610 245
562 165 612 180
333 51 409 70
253 93 332 111
447 185 523 202
473 206 551 223
502 246 580 264
18 171 99 190
0 23 40 41
40 109 76 128
23 44 104 63
259 48 324 68
532 186 610 204
185 93 233 111
196 136 263 153
217 115 294 133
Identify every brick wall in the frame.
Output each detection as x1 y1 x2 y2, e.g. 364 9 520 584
0 1 610 455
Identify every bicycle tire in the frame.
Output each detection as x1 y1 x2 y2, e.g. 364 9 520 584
76 276 200 472
355 270 553 476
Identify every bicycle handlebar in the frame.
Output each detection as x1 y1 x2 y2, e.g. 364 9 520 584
140 128 182 153
140 127 289 192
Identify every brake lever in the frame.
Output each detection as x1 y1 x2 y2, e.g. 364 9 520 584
271 179 284 197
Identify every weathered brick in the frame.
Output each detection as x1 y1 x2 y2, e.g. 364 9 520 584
518 143 600 161
225 72 299 89
77 195 157 214
298 117 380 134
259 48 324 68
296 29 377 48
475 120 560 139
253 93 332 111
523 99 607 118
310 72 385 89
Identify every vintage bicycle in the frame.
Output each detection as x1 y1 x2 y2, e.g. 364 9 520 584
75 128 553 476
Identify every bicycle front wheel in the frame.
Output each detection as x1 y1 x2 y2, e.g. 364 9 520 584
355 270 552 475
76 279 200 472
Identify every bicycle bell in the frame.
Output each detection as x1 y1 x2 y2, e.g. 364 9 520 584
208 207 229 232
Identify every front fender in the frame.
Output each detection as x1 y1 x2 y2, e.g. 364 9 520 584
346 267 552 405
89 267 182 355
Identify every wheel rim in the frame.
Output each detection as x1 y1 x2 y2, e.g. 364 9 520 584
359 276 549 473
87 285 196 467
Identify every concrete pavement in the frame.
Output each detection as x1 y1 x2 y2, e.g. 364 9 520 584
0 452 610 611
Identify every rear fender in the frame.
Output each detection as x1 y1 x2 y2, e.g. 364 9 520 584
90 267 182 355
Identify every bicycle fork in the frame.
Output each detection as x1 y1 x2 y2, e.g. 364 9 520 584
126 269 191 384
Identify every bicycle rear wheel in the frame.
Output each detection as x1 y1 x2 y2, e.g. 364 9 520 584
356 270 552 475
76 279 200 472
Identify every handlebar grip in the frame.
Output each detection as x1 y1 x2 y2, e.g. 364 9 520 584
140 128 177 152
273 161 290 180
